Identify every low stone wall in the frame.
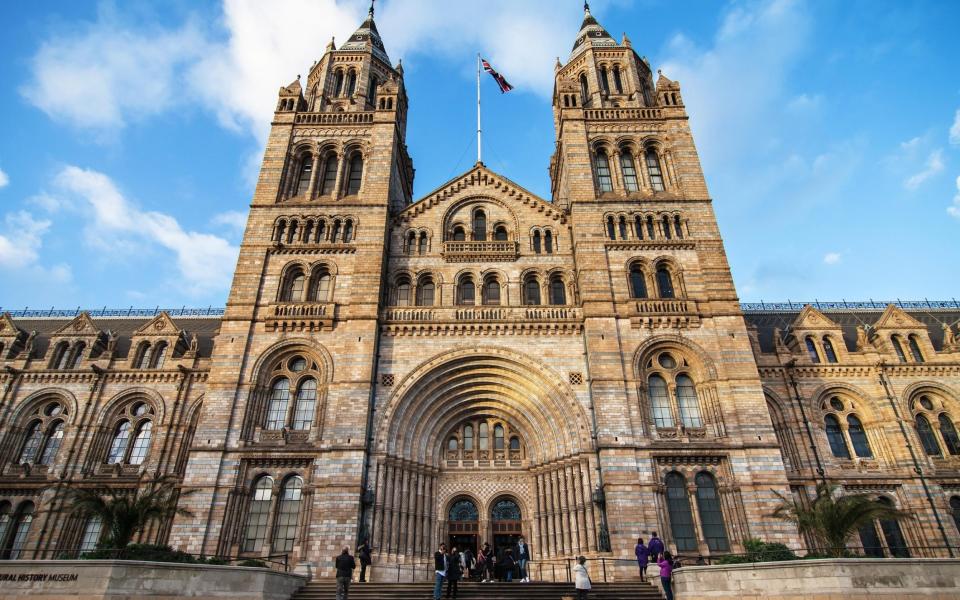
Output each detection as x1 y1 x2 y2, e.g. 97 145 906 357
0 560 306 600
673 558 960 600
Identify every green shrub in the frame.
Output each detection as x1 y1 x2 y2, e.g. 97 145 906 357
81 543 198 564
715 538 797 564
239 559 268 568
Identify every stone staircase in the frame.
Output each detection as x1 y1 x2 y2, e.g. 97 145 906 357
290 580 664 600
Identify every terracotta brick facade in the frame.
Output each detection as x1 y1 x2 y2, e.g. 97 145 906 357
1 5 958 579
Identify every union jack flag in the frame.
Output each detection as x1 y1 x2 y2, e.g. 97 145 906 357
481 57 514 93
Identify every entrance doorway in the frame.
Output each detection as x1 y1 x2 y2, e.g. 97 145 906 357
447 498 479 556
491 498 522 579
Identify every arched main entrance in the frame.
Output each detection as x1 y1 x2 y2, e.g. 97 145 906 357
369 348 599 564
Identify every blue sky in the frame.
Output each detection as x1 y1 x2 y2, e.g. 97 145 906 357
1 0 958 310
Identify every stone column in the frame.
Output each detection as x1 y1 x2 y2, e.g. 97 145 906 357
565 464 581 553
581 460 598 552
373 460 387 552
332 153 347 201
305 153 321 199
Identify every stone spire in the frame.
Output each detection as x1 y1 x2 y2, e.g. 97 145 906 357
340 0 390 63
570 1 616 58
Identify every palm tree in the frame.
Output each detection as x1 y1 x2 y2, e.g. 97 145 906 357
64 476 194 551
770 483 911 557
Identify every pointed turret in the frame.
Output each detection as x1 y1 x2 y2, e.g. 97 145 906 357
571 2 616 58
340 1 389 63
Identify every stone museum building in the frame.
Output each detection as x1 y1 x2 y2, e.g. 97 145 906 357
1 4 959 577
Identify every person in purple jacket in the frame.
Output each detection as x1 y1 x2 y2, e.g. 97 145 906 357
657 551 674 600
646 532 664 562
634 537 649 581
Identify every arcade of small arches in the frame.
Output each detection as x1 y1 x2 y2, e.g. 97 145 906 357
605 212 688 242
280 145 365 201
272 216 357 245
384 268 575 308
593 140 670 194
563 60 656 109
444 207 511 243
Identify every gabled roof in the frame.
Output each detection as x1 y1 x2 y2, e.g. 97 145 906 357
394 163 566 224
53 312 101 336
571 3 616 59
0 313 24 338
133 311 184 337
872 304 927 331
790 305 841 331
340 4 390 64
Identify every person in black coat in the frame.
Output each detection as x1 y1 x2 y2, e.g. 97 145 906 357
335 547 356 600
501 548 516 582
433 543 448 600
357 539 372 582
446 546 463 599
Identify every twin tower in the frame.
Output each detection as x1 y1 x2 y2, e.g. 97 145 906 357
170 3 796 576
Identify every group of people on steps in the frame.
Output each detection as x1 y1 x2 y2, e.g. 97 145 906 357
333 532 683 600
433 536 533 599
635 532 681 600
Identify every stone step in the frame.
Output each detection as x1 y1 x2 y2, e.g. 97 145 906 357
290 581 664 600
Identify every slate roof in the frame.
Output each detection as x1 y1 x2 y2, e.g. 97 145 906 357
743 308 960 354
8 317 221 360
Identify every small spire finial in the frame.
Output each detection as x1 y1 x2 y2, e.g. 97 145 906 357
584 2 591 13
297 74 301 80
369 0 375 18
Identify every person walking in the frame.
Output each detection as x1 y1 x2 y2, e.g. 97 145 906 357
515 536 532 582
478 542 495 583
446 546 462 598
357 539 372 583
657 551 675 600
433 543 448 600
501 548 516 582
634 537 649 582
461 547 475 581
335 547 356 600
572 555 591 600
647 532 664 562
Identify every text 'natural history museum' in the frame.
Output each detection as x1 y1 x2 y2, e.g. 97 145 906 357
2 3 959 578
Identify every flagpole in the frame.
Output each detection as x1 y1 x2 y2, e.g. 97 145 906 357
477 53 482 165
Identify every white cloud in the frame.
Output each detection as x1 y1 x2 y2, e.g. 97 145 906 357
950 109 960 145
0 168 8 189
658 0 812 165
823 252 841 265
24 0 588 143
212 210 248 233
904 149 944 190
0 211 72 284
0 211 50 268
22 14 209 131
53 166 239 294
948 175 960 219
